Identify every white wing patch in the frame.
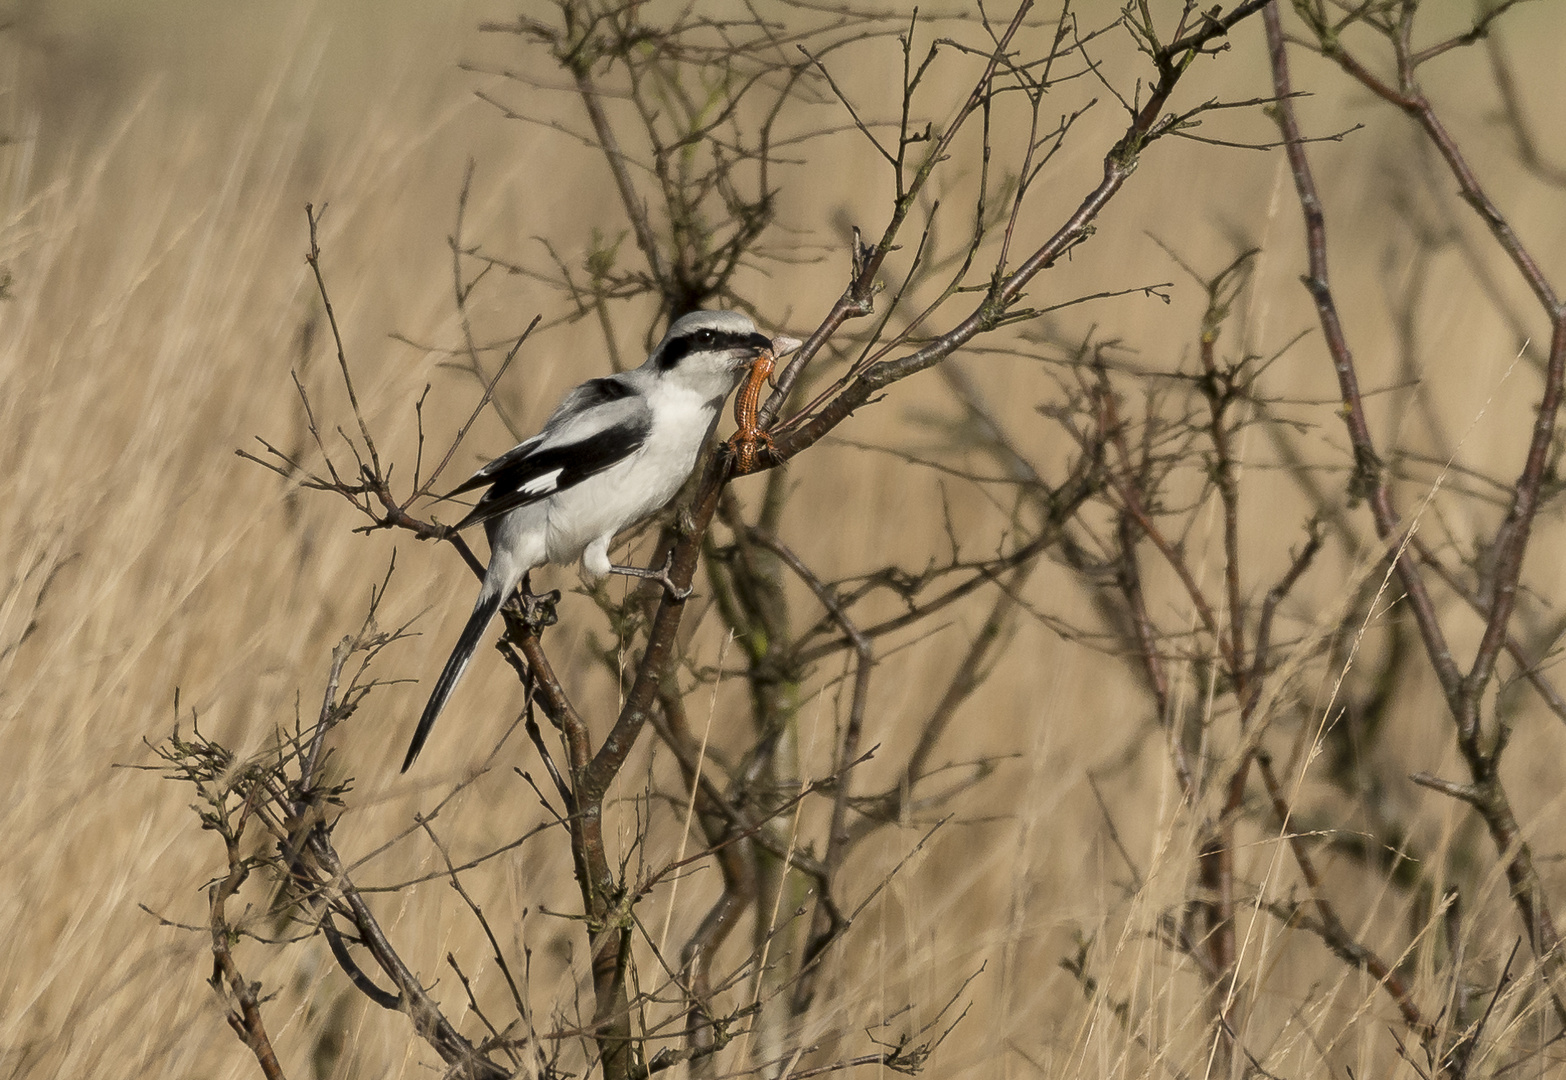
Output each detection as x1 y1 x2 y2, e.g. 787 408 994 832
521 468 564 496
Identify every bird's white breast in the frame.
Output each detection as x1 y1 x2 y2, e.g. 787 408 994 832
541 380 722 567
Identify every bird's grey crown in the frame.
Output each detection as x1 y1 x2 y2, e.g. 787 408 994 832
652 310 771 372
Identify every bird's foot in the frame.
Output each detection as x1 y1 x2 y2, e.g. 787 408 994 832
608 552 691 601
516 574 560 631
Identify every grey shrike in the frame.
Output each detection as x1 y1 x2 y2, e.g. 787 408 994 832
402 310 776 772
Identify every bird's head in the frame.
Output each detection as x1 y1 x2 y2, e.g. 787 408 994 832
649 310 774 391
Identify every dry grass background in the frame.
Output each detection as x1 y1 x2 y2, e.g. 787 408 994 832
3 2 1566 1078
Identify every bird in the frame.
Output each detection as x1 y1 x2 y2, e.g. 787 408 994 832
402 309 776 772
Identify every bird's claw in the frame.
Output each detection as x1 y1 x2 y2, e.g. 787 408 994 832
608 552 691 601
521 586 561 630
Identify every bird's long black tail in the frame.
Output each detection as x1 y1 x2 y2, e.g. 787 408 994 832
402 589 504 772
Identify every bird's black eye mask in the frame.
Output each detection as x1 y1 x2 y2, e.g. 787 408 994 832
656 329 772 370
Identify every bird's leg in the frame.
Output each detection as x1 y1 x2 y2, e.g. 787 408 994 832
607 551 691 601
515 572 560 630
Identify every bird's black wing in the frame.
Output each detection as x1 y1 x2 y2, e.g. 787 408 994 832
448 381 652 531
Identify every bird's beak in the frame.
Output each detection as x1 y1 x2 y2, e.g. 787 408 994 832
769 335 803 358
733 332 801 371
723 332 768 371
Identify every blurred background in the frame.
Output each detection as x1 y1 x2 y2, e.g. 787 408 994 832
3 2 1566 1077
